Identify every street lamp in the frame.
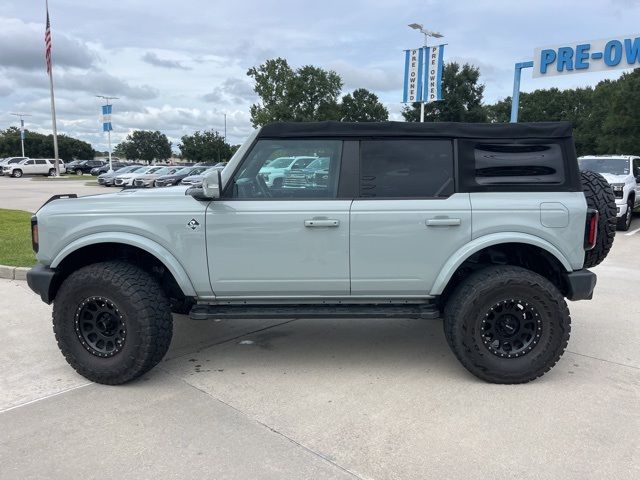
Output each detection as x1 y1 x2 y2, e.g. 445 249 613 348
10 113 32 157
408 23 444 122
95 95 119 172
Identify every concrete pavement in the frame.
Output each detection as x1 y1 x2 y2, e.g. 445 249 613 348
0 176 108 212
0 198 639 479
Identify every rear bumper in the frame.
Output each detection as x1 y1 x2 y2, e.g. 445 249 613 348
26 264 59 304
564 269 597 301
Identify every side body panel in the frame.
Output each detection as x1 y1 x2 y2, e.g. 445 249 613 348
206 200 351 296
36 188 210 296
350 194 472 295
470 192 587 270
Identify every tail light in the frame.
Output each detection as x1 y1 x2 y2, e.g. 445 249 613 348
31 216 39 253
584 209 599 250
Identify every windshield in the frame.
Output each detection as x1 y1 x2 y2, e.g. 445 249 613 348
174 167 193 175
579 158 630 175
266 157 295 169
114 166 136 173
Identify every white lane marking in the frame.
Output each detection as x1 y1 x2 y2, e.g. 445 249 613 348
624 226 640 236
0 382 92 414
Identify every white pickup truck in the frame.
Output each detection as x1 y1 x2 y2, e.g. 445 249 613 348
579 155 640 231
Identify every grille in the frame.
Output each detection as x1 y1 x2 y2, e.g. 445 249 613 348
283 174 308 188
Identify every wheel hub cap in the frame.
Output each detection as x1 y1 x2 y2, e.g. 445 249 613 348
481 299 542 358
74 296 126 357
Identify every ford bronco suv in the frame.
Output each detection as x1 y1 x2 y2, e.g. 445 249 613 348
26 121 616 385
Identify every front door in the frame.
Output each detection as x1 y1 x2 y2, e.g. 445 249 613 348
350 139 472 295
206 138 351 297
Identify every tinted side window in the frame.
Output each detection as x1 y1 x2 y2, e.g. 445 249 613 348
230 139 342 199
35 160 47 165
474 143 564 185
359 139 454 198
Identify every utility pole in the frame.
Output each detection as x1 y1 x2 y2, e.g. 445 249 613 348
9 113 32 157
224 113 227 143
96 95 119 172
408 23 444 122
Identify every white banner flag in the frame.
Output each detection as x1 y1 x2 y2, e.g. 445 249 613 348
402 47 424 103
424 45 445 103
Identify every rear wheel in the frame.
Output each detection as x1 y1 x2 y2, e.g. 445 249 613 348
12 169 22 178
53 261 173 384
443 265 570 384
581 170 616 268
48 168 55 176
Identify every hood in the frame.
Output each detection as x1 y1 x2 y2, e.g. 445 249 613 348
599 173 630 184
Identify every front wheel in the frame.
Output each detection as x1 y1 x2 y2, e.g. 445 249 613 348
617 199 633 231
12 169 22 178
53 261 173 384
443 265 570 384
75 169 83 175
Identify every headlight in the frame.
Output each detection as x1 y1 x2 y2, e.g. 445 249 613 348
611 183 624 192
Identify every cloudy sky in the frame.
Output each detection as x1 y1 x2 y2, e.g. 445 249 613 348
1 0 639 152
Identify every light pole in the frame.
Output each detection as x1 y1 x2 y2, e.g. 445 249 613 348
408 23 443 122
10 113 32 157
95 95 119 172
223 113 227 143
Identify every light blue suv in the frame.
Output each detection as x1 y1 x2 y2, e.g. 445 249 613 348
26 121 616 385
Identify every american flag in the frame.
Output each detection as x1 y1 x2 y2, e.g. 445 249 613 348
45 3 52 74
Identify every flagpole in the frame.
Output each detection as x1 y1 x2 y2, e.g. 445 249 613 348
45 0 60 176
49 66 60 176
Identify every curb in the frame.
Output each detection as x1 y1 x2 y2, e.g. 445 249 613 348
0 265 30 281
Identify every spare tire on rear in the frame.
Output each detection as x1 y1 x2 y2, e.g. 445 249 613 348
581 170 616 268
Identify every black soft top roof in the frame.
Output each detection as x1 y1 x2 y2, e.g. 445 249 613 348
257 121 573 139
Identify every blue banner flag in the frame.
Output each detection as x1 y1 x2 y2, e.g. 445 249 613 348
101 104 113 132
423 45 445 103
402 44 445 103
402 47 425 103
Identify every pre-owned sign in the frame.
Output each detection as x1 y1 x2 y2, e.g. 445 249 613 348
533 35 640 78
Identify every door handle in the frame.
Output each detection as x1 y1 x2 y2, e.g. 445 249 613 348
304 219 340 227
426 218 461 227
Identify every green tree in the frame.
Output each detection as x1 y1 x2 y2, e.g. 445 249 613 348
247 57 343 126
0 127 95 160
113 130 171 163
599 69 640 154
178 130 234 162
403 63 487 122
340 88 389 121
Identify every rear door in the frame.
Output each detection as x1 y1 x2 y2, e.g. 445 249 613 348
350 139 472 295
35 159 48 174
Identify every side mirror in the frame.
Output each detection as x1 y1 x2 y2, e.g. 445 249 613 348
187 169 222 201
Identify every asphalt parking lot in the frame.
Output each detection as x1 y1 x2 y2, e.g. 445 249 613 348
0 180 638 480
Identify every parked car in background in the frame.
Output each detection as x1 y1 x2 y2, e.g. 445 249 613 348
2 158 66 177
155 166 210 187
578 155 640 231
98 166 144 186
114 166 165 187
180 166 224 187
258 156 317 188
91 162 130 175
283 156 331 189
67 159 106 175
0 156 28 168
132 167 181 188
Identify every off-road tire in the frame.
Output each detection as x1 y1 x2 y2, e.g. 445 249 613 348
12 169 22 178
616 198 633 231
581 170 616 268
53 261 173 384
443 265 570 384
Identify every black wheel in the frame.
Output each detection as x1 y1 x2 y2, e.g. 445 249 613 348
75 169 83 175
581 170 616 268
53 261 173 384
272 177 283 188
443 265 570 384
170 297 195 315
616 198 633 231
12 169 22 178
48 168 56 176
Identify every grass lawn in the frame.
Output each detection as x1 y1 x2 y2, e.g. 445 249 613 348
30 174 93 181
0 209 36 267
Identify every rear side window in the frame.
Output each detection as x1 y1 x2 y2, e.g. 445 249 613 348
474 143 564 185
359 139 454 198
35 160 47 165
